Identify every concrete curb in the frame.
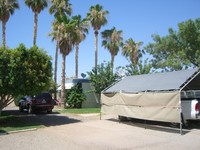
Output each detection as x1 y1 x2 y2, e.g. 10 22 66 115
0 128 37 136
8 128 37 134
78 113 100 117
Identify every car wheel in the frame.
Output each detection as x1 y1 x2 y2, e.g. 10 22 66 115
118 115 128 122
47 109 52 114
28 105 33 114
19 105 23 112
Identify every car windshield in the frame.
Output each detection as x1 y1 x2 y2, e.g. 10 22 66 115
24 96 32 100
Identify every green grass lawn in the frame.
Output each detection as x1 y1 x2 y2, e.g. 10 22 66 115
0 115 45 133
55 107 100 114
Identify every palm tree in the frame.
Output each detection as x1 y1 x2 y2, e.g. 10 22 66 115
72 15 89 78
49 0 72 18
122 38 143 65
101 27 123 72
49 0 72 100
56 15 76 108
87 4 109 70
49 20 61 100
0 0 19 47
24 0 48 46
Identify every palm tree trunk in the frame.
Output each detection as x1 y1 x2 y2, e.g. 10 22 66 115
2 21 6 48
33 12 38 46
54 41 59 100
75 43 79 78
94 30 98 70
61 54 66 108
111 55 115 73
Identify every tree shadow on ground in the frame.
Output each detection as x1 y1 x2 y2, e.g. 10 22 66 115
0 109 81 133
107 117 200 135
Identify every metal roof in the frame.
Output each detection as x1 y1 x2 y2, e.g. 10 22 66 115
57 79 90 90
103 68 200 93
66 78 90 84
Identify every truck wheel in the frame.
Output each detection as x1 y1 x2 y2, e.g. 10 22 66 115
28 105 33 114
47 109 52 114
118 115 128 122
19 105 23 112
181 113 188 127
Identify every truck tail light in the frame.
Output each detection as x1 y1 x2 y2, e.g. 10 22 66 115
195 103 199 111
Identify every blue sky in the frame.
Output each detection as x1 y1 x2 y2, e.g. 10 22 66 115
1 0 200 83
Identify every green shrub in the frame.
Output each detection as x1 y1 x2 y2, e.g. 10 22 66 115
66 83 86 108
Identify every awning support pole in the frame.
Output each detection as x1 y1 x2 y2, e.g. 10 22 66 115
100 93 102 120
179 91 183 135
100 107 102 120
180 114 183 135
144 120 147 129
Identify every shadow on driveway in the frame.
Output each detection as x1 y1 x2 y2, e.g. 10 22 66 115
107 117 200 135
0 109 81 133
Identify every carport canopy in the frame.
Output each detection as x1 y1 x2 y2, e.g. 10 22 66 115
101 68 200 125
104 68 200 93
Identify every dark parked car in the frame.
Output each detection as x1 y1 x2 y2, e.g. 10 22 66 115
18 92 54 114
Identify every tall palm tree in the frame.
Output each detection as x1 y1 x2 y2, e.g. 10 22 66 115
101 27 123 72
24 0 48 46
49 20 61 100
87 4 109 70
122 38 143 65
49 0 72 18
56 15 76 108
49 0 72 100
0 0 19 47
72 15 89 78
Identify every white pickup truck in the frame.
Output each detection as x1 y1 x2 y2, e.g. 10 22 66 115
181 90 200 125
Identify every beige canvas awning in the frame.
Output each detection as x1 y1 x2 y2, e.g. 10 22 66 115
101 68 200 124
101 92 180 123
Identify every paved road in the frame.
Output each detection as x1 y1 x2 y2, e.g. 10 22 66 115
1 106 200 150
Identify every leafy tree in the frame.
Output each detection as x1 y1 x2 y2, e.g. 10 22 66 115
145 18 200 71
0 46 12 114
101 27 123 72
11 44 52 94
87 4 109 69
88 61 119 96
0 0 19 47
122 38 143 65
117 59 152 76
0 44 52 115
66 83 86 108
49 0 72 100
72 15 89 78
25 0 48 46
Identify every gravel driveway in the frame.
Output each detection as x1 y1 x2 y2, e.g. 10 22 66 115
1 105 200 150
